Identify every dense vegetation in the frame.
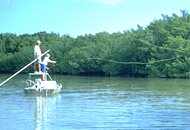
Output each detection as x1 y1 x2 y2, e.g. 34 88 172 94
1 11 190 78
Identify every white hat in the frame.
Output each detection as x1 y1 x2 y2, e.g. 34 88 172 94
46 53 50 57
36 40 41 44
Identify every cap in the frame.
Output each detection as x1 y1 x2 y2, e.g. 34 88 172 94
46 53 50 57
36 40 41 44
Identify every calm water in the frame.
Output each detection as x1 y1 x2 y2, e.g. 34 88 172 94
0 75 190 130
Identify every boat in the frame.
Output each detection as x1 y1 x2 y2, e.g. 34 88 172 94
24 72 62 95
0 49 62 95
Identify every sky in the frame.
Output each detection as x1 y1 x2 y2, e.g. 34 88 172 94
0 0 189 37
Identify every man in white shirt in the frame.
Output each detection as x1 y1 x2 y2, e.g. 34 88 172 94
40 53 56 80
34 40 42 72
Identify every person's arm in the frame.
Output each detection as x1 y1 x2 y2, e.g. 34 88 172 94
48 59 56 64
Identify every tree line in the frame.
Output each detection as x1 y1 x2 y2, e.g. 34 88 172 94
1 10 190 78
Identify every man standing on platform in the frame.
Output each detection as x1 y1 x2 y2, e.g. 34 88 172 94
34 40 42 72
40 53 56 80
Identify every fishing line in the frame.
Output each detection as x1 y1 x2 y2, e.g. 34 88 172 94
87 57 178 65
88 40 186 65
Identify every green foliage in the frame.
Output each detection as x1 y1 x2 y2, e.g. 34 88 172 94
1 10 190 78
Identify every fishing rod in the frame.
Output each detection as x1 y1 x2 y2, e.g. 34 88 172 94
0 50 50 87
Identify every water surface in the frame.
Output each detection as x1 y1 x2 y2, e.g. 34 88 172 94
0 75 190 130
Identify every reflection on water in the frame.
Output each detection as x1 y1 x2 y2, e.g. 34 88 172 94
35 96 45 130
35 96 46 130
0 75 190 129
35 95 61 130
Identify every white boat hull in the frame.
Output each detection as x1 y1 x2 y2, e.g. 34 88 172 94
24 80 62 95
